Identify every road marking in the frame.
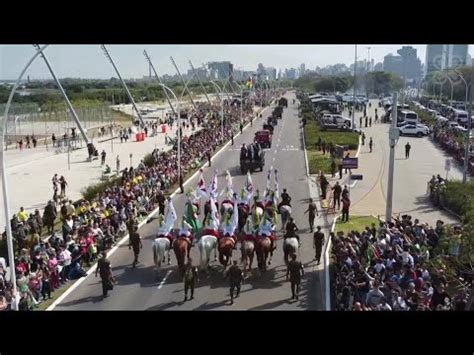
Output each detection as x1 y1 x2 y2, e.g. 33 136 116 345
47 105 272 311
158 270 172 289
272 157 275 161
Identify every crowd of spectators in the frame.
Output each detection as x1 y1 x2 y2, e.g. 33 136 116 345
332 214 472 311
0 92 271 310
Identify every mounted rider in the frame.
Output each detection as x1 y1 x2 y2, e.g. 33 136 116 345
184 189 201 234
219 196 239 249
284 216 300 247
175 216 194 249
201 196 220 238
242 218 256 243
258 213 276 251
278 188 292 211
157 198 176 245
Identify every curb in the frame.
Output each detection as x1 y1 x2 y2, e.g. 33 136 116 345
46 103 273 310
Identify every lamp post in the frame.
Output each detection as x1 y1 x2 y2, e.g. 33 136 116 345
454 69 470 107
1 44 49 310
463 66 474 184
352 44 357 130
231 80 244 125
210 81 225 141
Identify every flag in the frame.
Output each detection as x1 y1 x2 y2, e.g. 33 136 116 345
266 167 273 191
244 171 253 194
196 169 208 199
164 199 177 231
210 195 219 225
220 170 234 199
274 168 280 200
208 170 218 199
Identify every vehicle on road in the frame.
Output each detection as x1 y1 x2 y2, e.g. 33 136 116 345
254 129 272 149
273 106 283 119
399 124 430 137
263 123 274 134
240 147 265 174
279 97 288 108
320 114 353 131
398 120 430 132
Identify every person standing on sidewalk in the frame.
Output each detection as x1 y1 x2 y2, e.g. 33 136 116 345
332 182 342 209
331 159 336 178
369 117 372 127
286 254 304 300
59 176 68 198
341 196 351 222
369 137 373 153
320 175 329 200
227 260 244 305
240 122 243 134
179 173 184 194
365 116 368 128
405 142 411 159
101 150 106 166
359 116 362 128
304 199 318 232
116 155 120 173
129 225 142 268
338 162 343 179
362 132 365 145
313 226 325 265
183 259 198 302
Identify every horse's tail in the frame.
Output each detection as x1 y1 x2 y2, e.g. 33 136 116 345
198 238 208 269
153 241 159 266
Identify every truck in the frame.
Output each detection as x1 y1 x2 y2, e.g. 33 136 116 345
278 97 288 108
272 106 283 119
240 144 265 174
254 130 272 149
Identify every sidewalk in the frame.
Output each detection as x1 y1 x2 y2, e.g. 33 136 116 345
0 105 264 229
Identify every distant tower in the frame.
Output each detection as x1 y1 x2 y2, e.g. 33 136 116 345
148 63 152 79
27 75 30 83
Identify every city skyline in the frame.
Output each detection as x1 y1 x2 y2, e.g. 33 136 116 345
2 44 474 81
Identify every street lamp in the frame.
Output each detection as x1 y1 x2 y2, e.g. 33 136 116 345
209 81 225 141
454 69 470 107
1 44 49 310
230 80 244 125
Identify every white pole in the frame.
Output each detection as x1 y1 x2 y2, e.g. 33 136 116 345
352 45 357 130
386 93 398 221
1 44 49 310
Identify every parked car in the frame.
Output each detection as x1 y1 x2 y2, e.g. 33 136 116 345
399 124 430 137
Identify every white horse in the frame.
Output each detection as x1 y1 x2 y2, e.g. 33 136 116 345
197 235 218 272
279 205 292 231
152 237 171 274
283 236 299 265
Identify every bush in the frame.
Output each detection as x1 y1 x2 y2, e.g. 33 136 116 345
305 120 359 150
81 176 122 201
442 180 474 219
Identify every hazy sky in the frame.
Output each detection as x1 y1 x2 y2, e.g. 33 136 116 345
1 45 473 80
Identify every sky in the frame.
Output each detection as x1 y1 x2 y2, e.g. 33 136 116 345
1 45 473 80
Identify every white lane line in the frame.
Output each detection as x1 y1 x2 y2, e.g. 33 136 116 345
47 105 272 311
157 270 172 289
272 157 275 161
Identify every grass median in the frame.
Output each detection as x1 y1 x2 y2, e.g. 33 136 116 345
304 119 359 174
334 215 380 235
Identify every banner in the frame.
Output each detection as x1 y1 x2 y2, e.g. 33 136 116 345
196 169 208 199
208 170 218 199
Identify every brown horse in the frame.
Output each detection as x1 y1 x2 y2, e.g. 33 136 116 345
173 238 190 275
237 204 249 234
255 237 273 272
241 240 255 271
218 237 234 269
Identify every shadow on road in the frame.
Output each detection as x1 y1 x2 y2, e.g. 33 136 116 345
146 301 182 311
55 294 104 307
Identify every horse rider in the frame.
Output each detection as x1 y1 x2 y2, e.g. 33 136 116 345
175 216 194 256
202 211 220 238
241 218 256 245
220 197 239 249
157 214 174 245
284 217 300 247
278 188 292 211
258 214 276 251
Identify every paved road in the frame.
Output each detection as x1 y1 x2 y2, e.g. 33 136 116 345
54 92 324 310
347 100 463 225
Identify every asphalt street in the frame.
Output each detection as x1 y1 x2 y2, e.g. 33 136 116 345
54 92 323 310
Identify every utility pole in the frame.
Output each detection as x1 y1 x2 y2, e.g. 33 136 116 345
463 67 474 183
143 50 176 116
386 93 399 221
352 45 357 130
170 56 197 110
101 45 146 127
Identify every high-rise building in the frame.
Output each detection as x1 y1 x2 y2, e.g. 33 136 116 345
397 46 422 81
266 67 277 80
286 68 297 80
299 63 306 77
374 62 383 71
425 45 469 76
207 61 233 79
383 54 403 76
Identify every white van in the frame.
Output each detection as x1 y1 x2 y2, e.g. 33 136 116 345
398 110 419 124
451 109 469 124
